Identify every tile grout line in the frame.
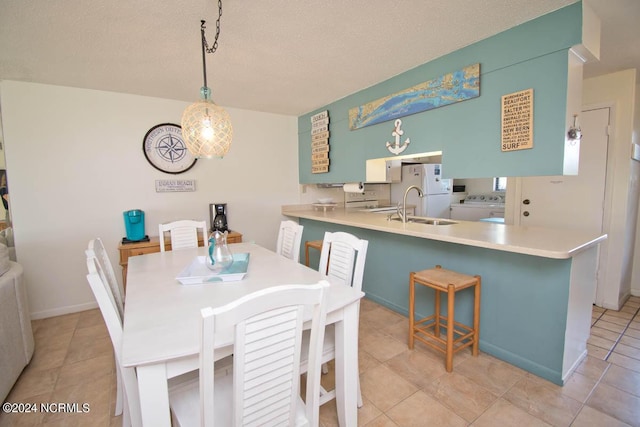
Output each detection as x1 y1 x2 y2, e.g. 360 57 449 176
567 360 613 427
603 304 640 362
591 306 604 327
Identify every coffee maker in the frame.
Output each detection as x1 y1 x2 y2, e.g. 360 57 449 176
210 203 228 232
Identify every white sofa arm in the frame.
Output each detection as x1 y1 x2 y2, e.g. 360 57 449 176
0 262 34 402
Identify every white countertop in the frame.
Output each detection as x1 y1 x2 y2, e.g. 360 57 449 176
282 205 607 259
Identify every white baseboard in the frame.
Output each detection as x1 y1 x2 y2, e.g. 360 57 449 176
30 301 99 320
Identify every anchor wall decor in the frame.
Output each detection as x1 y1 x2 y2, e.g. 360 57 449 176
386 119 410 155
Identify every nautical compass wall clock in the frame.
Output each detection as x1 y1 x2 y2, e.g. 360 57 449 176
142 123 197 174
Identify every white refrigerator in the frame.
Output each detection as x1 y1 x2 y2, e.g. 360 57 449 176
390 164 453 218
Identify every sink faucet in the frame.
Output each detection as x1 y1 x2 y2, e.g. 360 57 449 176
398 185 424 223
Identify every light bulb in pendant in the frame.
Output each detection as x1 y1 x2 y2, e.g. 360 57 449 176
201 117 214 141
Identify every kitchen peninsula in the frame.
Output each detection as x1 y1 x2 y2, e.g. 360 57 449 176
282 205 606 385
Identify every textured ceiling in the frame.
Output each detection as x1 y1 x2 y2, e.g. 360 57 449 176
1 0 638 116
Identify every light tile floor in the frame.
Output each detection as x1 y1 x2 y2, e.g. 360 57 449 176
1 296 639 427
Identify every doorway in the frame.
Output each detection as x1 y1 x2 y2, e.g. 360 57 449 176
513 107 611 302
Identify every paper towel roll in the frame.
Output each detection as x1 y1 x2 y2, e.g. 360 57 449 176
343 182 364 194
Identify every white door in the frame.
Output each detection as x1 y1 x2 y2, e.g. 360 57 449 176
518 107 610 234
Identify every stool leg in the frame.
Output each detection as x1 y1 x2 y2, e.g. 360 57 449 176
473 276 481 356
305 243 310 267
408 273 415 349
446 283 455 372
434 289 441 338
435 265 443 339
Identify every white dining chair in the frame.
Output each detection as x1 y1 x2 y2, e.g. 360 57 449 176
86 238 125 416
86 252 219 427
301 231 369 408
169 281 330 427
318 231 368 290
86 252 143 427
158 220 208 252
276 220 304 263
87 238 124 318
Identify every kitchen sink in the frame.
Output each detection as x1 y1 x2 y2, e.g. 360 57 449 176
389 216 457 225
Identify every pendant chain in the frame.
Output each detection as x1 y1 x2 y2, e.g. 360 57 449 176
202 0 222 54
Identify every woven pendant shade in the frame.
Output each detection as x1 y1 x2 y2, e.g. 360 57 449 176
181 98 233 159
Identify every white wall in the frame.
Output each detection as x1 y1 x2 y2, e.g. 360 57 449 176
583 69 638 308
0 81 300 319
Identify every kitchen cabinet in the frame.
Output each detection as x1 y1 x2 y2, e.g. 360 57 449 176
117 231 243 286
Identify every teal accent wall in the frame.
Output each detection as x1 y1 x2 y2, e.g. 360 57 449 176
298 2 583 183
300 219 573 385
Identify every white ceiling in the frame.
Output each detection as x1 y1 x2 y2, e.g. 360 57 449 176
1 0 638 116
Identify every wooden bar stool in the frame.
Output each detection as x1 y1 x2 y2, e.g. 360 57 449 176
408 265 481 372
304 240 323 267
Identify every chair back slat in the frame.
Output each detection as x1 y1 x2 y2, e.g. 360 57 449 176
158 220 208 252
318 231 369 291
276 220 304 263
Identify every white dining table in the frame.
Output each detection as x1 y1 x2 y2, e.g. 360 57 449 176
121 242 364 427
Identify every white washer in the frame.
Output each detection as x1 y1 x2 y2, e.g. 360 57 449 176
450 194 505 221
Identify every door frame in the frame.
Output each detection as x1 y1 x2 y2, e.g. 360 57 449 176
588 103 615 308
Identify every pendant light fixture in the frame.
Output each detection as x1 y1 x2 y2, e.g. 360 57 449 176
181 0 233 159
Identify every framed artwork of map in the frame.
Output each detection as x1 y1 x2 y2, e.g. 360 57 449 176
348 63 480 130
